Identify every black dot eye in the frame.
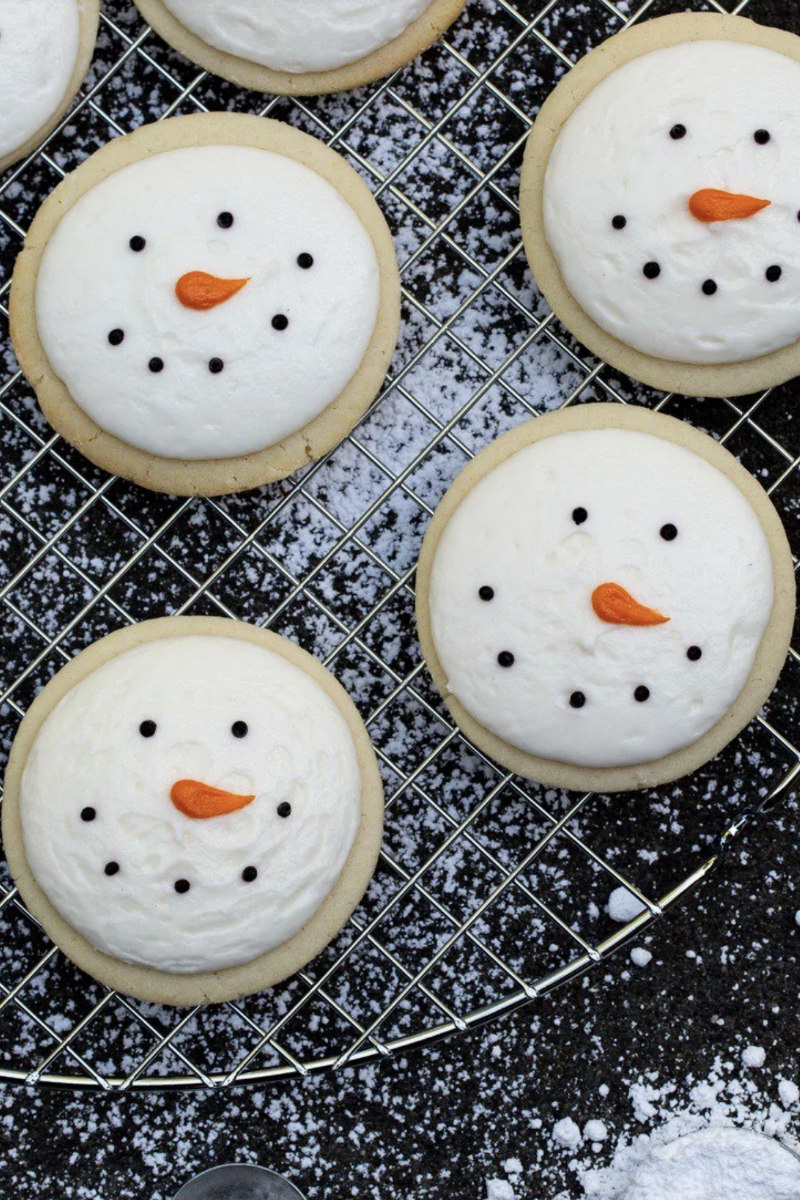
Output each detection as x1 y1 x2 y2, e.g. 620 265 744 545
217 211 234 229
569 691 586 709
612 215 626 230
174 879 190 894
702 279 717 296
497 651 515 668
108 328 124 346
634 685 650 703
208 357 224 373
277 802 292 819
242 866 258 883
572 506 588 525
766 265 782 282
231 721 248 738
81 807 96 822
129 235 146 252
754 129 771 145
670 124 687 140
104 861 120 877
149 357 164 373
272 314 289 332
478 585 495 601
643 261 661 280
297 252 314 269
687 645 702 661
660 523 678 541
139 720 157 738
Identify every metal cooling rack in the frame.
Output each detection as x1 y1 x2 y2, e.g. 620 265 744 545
0 0 797 1090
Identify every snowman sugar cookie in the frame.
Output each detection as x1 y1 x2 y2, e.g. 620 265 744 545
0 0 99 174
521 14 800 397
2 618 384 1005
416 404 795 794
133 0 469 96
10 113 401 496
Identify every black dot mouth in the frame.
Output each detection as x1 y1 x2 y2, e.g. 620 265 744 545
98 865 266 889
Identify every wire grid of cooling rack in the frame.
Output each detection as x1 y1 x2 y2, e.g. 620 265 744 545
0 0 797 1090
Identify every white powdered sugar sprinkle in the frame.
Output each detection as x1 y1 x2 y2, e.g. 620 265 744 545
539 1047 800 1200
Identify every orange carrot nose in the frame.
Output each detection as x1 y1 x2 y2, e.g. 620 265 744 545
175 271 250 311
170 779 256 820
592 582 669 627
688 188 771 223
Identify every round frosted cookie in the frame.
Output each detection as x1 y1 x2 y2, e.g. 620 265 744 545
416 404 795 794
10 112 400 496
520 14 800 397
133 0 469 96
0 0 99 175
2 617 384 1005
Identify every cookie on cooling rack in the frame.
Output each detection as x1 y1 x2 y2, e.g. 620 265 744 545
1 617 384 1006
0 0 99 174
132 0 469 95
416 404 795 794
520 13 800 397
9 112 400 497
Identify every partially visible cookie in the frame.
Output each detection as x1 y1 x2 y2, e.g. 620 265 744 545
2 617 384 1006
10 112 401 496
521 13 800 397
416 404 795 794
0 0 99 174
133 0 469 95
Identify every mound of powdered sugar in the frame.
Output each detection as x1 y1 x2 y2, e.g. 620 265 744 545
542 1048 800 1200
613 1127 800 1200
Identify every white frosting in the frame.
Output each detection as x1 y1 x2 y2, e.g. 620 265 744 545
544 41 800 364
35 145 381 460
20 636 362 973
428 429 774 769
0 0 81 162
160 0 432 74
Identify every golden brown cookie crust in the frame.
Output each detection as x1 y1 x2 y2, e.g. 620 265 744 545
0 0 99 175
2 617 385 1006
10 112 401 496
415 403 796 793
520 13 800 398
133 0 469 95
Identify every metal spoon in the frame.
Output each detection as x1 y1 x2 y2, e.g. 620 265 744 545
172 1164 307 1200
